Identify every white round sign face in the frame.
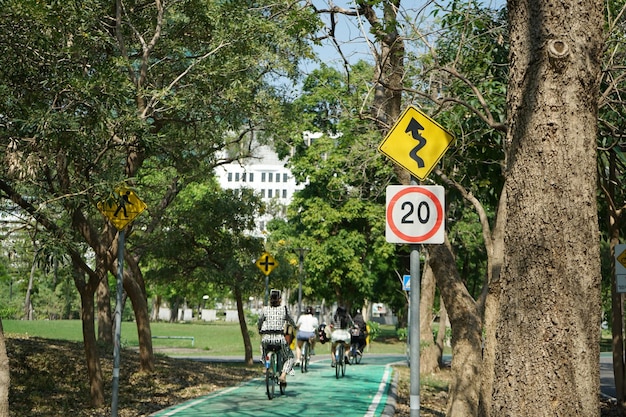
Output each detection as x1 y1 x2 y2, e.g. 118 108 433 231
385 185 445 244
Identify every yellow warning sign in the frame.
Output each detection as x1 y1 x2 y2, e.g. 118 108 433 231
97 187 147 231
378 105 454 181
256 252 278 276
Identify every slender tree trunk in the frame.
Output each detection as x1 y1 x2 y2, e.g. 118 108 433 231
0 319 9 417
23 255 36 320
72 262 105 408
606 149 625 411
234 285 254 365
429 239 482 417
436 299 448 365
478 188 506 417
123 271 154 372
491 1 604 415
125 255 154 371
420 253 441 374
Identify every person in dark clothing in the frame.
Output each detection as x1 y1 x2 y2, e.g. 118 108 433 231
351 309 368 353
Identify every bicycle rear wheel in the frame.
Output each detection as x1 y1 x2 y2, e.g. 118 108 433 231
265 352 276 400
340 344 346 377
301 341 309 373
335 344 345 379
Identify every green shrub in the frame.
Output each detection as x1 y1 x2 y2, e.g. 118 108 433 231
367 321 380 341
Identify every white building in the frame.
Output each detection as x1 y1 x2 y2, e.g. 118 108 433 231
214 142 307 236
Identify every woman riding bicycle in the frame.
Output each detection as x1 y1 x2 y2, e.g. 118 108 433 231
329 305 353 367
258 289 296 385
295 306 319 366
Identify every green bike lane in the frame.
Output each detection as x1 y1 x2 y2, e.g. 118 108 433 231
151 354 405 417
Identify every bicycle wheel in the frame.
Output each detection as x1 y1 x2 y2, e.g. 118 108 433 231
335 344 341 379
339 344 346 377
278 353 286 395
352 343 363 364
355 348 362 364
265 352 276 400
301 341 309 373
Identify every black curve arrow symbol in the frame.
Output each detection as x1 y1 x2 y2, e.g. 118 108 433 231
406 118 426 168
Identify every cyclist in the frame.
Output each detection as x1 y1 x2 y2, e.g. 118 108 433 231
329 305 353 367
295 306 319 366
258 289 296 385
351 309 367 354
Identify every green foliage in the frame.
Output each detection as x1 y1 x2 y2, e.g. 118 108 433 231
396 327 407 341
267 63 406 310
367 320 381 341
142 181 265 303
0 0 322 322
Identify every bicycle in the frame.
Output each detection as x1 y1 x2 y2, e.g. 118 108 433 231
334 341 348 379
300 338 312 373
263 344 286 399
349 339 363 365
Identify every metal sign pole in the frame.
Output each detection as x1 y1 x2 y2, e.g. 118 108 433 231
409 244 421 417
409 175 421 417
111 229 125 417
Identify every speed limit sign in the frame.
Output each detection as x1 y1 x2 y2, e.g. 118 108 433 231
385 185 445 244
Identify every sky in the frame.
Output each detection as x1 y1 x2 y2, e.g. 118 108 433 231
299 0 507 76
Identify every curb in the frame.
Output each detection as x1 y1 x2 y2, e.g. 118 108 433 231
381 369 399 416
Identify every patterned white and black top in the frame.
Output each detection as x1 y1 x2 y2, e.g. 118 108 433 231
258 305 296 338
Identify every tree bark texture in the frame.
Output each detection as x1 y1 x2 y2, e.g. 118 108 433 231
420 254 441 374
97 268 113 345
492 1 604 415
123 256 154 372
429 241 482 417
234 285 254 365
74 260 105 408
0 319 9 417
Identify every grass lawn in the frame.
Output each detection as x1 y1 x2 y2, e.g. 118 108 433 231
2 319 408 356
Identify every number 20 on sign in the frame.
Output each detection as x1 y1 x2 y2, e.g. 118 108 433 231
385 185 445 244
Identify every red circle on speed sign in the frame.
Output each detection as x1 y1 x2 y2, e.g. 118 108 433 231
386 186 444 243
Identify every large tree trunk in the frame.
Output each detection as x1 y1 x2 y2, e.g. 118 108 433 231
420 253 441 374
0 319 9 417
429 240 482 417
491 1 604 415
234 285 254 365
97 273 113 345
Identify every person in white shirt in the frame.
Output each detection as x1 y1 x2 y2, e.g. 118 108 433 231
295 306 319 366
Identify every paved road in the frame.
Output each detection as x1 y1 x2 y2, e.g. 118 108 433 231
151 354 405 417
601 353 616 399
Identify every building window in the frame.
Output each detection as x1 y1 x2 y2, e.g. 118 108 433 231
275 189 279 198
228 172 233 182
276 174 280 183
261 173 266 182
242 172 246 182
282 189 287 199
268 172 273 182
235 173 240 182
268 189 273 198
261 189 266 198
283 173 288 182
249 173 254 182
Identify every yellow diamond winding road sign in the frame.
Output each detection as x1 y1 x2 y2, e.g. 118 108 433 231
378 105 455 181
97 187 147 231
256 252 278 276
